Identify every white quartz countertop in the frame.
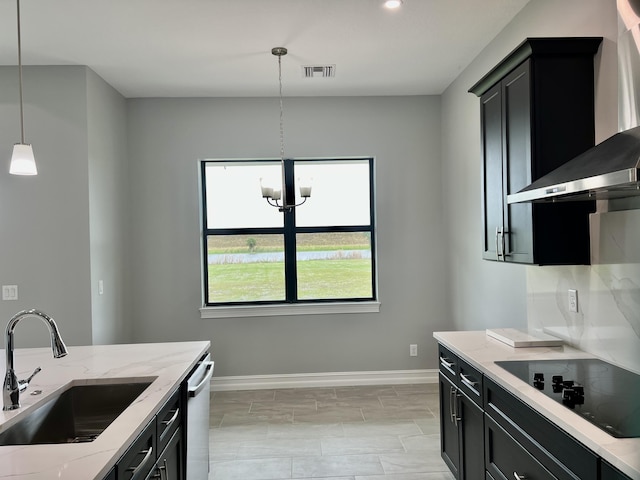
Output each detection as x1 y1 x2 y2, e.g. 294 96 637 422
433 331 640 479
0 341 210 480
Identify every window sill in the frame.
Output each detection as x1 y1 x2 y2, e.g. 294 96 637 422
200 301 380 319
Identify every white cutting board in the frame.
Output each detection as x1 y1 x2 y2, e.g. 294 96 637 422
486 328 563 347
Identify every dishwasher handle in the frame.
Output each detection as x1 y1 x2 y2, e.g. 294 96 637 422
188 361 214 397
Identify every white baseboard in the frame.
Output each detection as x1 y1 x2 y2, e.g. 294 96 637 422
211 369 438 391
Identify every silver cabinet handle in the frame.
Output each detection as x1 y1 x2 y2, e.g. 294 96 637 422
460 373 480 396
514 472 526 480
449 386 455 424
453 389 461 426
440 356 455 369
496 226 502 259
127 446 153 479
162 407 180 431
160 459 168 480
460 373 477 387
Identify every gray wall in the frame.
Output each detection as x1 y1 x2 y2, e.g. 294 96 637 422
0 66 93 347
127 96 450 376
0 66 129 348
86 69 130 345
440 0 618 332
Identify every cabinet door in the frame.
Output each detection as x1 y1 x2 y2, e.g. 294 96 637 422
502 61 534 264
480 83 504 261
459 393 484 480
440 373 460 478
157 428 184 480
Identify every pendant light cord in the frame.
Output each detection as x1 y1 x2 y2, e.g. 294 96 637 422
16 0 26 144
276 49 287 208
278 53 285 163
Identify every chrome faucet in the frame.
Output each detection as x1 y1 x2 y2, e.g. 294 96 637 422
3 309 68 411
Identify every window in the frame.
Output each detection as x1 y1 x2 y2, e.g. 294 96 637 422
201 158 376 306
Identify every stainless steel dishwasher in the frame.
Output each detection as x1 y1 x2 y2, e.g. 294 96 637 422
186 353 214 480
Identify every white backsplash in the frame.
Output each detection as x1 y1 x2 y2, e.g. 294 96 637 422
527 209 640 373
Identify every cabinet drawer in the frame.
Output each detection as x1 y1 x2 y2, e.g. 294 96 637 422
484 377 597 480
458 357 483 406
157 388 181 455
438 344 458 382
117 419 157 480
485 414 557 480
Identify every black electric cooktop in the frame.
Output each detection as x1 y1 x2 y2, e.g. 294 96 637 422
495 359 640 438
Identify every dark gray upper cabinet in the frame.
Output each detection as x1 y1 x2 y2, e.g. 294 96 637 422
470 38 602 265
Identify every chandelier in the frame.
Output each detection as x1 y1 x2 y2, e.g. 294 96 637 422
261 47 311 212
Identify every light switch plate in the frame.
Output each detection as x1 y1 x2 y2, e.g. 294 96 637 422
568 289 578 313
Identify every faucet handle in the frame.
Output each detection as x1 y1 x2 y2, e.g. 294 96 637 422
18 366 41 392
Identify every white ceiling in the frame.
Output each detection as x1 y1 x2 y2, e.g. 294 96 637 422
0 0 530 98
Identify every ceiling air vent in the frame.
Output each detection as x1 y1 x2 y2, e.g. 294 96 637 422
302 65 336 78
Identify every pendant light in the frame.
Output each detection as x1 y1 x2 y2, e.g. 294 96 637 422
9 0 37 176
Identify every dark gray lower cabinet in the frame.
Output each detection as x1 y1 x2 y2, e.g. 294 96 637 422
601 461 633 480
436 343 635 480
106 385 185 480
484 377 597 480
439 374 484 480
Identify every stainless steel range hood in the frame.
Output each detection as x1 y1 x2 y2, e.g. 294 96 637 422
507 127 640 203
508 0 640 204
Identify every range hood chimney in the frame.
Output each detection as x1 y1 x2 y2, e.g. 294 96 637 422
508 0 640 204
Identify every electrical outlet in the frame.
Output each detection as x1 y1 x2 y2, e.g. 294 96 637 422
410 344 418 357
2 285 18 301
568 289 578 313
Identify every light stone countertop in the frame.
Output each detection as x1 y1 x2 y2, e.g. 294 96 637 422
433 331 640 480
0 341 210 480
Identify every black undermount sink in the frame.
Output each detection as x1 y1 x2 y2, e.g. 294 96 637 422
0 380 154 446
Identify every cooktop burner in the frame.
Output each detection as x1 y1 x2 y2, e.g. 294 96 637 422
495 358 640 438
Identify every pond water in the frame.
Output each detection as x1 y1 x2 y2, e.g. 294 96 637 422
208 250 371 264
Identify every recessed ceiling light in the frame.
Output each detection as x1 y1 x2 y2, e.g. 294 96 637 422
384 0 403 9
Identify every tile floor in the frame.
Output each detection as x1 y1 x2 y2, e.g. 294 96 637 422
208 383 454 480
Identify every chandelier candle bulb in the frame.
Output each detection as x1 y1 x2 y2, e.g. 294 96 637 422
260 179 273 198
299 186 312 198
